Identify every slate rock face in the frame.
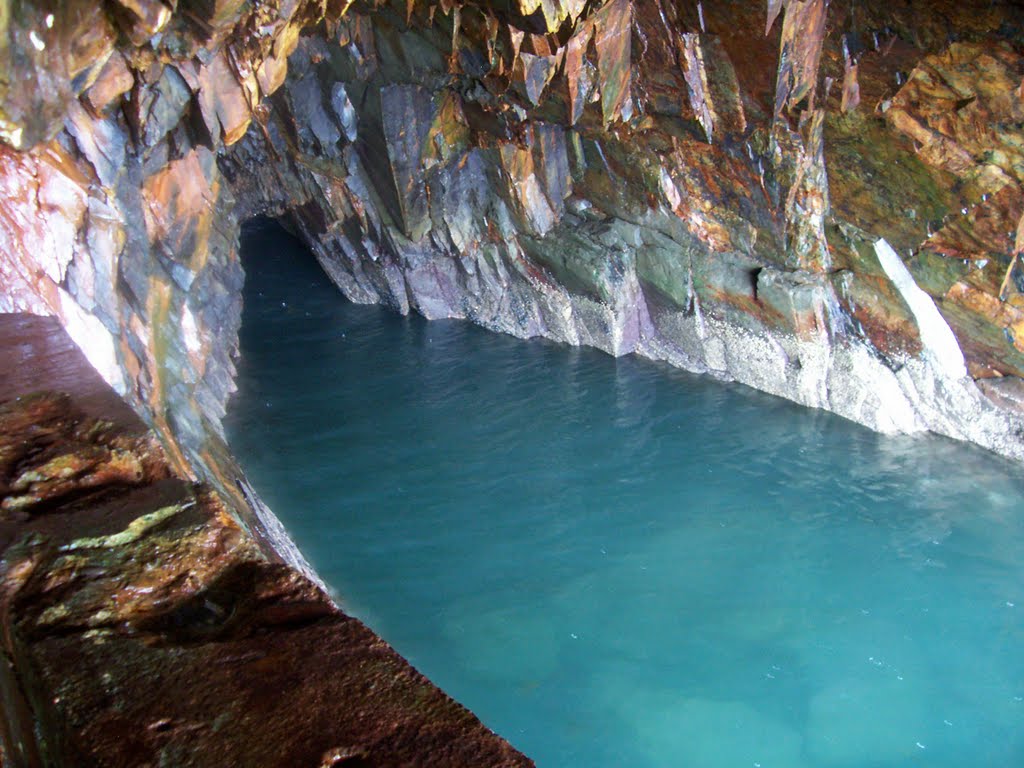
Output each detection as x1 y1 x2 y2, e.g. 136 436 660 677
1 0 1021 464
222 0 1024 458
0 0 331 497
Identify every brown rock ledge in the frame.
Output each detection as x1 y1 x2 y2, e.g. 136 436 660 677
0 313 531 768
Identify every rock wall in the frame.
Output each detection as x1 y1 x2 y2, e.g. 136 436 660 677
224 0 1024 458
0 0 1023 476
0 0 330 575
0 0 319 476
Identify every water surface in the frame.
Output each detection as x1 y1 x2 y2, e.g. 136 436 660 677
226 221 1024 767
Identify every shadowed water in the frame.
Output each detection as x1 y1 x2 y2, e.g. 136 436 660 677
225 221 1024 768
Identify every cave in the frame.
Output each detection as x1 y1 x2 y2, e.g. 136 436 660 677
229 219 1024 766
1 0 1024 765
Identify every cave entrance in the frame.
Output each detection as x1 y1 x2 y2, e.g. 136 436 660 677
226 218 1024 768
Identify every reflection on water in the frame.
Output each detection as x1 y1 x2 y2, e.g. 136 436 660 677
226 221 1024 768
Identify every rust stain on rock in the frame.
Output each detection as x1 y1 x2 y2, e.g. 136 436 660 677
774 0 828 118
593 0 632 126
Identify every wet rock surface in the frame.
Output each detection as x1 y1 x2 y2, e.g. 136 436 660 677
0 314 532 768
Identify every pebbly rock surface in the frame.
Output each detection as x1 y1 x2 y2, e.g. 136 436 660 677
0 313 533 768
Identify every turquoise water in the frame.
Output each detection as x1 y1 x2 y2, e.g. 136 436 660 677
225 221 1024 768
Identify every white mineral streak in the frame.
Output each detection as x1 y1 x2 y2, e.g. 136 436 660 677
181 303 203 357
57 287 127 395
874 238 967 380
658 167 681 211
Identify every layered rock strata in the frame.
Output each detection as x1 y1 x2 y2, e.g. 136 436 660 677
0 313 532 768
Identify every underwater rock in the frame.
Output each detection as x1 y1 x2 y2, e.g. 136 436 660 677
630 695 806 768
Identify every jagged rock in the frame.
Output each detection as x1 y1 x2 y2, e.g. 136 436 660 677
593 0 633 126
1 0 1022 459
499 143 558 237
110 0 173 45
563 22 594 125
757 268 836 340
784 110 832 272
533 122 572 214
83 52 135 114
840 39 861 113
831 269 923 358
887 42 1024 182
197 50 253 145
66 103 127 187
774 0 829 116
381 84 436 240
515 0 587 33
131 65 193 148
330 82 359 142
516 52 556 105
886 41 1024 377
292 66 343 153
